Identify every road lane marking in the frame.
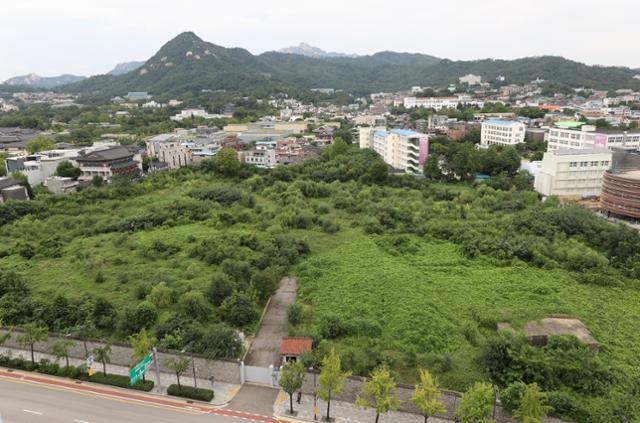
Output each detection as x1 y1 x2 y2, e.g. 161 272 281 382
74 420 90 423
23 409 43 415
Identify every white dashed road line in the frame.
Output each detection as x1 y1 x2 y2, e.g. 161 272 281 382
23 409 43 415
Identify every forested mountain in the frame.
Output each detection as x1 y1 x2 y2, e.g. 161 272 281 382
64 32 640 97
5 73 86 89
106 61 145 76
278 42 359 58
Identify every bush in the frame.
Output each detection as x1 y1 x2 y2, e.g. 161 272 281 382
287 303 303 326
500 381 527 412
80 372 154 392
167 384 214 401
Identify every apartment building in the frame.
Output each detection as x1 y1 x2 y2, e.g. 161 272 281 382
480 120 526 147
403 95 484 111
145 134 193 169
534 149 612 197
547 123 640 151
359 127 428 174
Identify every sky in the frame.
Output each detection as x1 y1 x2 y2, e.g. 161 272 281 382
2 0 639 81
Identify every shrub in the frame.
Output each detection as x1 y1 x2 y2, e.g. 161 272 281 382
80 372 154 392
287 303 303 326
167 384 214 401
95 272 105 283
500 381 527 412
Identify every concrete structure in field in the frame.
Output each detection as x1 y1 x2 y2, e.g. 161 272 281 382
45 176 78 194
279 337 313 364
523 317 599 352
480 120 526 147
534 149 612 198
547 123 640 151
359 127 428 174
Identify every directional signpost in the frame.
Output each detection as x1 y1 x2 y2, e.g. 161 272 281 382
129 352 152 385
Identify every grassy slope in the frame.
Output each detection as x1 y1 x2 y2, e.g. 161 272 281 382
298 230 640 390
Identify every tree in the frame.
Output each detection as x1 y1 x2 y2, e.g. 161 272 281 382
17 323 48 364
207 274 234 306
456 382 495 423
412 369 446 423
317 348 351 421
323 137 349 160
178 290 211 321
93 343 112 376
147 282 173 308
279 361 306 414
55 161 81 180
128 329 156 383
26 136 55 154
356 366 401 423
164 356 190 389
213 147 241 177
50 339 74 368
513 383 552 423
219 291 258 327
92 175 104 187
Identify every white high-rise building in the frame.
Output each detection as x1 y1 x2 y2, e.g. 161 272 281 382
359 127 429 174
534 149 612 197
480 120 526 147
547 123 640 151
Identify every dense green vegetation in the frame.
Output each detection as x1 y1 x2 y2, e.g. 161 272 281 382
1 146 639 421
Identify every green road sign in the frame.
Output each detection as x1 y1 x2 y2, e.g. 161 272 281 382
129 352 152 385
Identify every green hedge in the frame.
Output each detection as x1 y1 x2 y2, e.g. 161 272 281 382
167 384 214 401
79 372 154 392
0 355 153 392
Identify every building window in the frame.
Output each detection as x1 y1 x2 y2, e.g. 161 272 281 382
590 161 598 166
569 162 577 167
579 161 588 167
601 161 609 166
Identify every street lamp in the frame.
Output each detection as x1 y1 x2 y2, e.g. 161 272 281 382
309 366 317 421
181 344 197 389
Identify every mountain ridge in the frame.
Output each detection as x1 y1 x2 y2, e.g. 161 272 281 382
278 42 359 58
4 73 87 89
64 31 640 96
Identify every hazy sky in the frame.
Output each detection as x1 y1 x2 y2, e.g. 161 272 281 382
2 0 639 81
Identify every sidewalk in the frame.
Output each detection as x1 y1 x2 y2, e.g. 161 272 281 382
274 391 450 423
0 346 239 406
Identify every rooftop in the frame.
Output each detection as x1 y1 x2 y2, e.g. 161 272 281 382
552 148 611 156
555 121 586 129
390 129 421 136
484 120 522 126
523 317 598 351
280 337 313 356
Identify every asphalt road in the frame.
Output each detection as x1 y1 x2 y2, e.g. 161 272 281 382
0 377 243 423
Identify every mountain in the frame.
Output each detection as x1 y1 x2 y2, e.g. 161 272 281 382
107 61 145 76
5 73 86 89
278 43 358 58
65 32 640 97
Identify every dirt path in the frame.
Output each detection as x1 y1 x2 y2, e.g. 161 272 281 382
244 277 297 367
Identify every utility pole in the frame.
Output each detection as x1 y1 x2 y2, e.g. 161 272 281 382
191 350 197 389
152 347 161 391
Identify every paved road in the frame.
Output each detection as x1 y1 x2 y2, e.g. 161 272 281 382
227 384 279 417
0 371 279 423
244 277 297 367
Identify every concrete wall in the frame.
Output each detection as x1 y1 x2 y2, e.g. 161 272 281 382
298 372 514 423
0 328 241 384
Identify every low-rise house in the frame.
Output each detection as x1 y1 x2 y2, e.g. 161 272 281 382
5 149 80 185
45 176 78 194
75 146 140 184
0 177 29 202
280 337 313 364
241 148 277 169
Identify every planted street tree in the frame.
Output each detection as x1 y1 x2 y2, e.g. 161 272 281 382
164 356 190 389
317 348 351 421
93 343 112 376
456 382 495 423
412 369 446 423
129 329 155 383
213 147 241 177
50 339 74 368
356 366 401 423
514 383 552 423
279 361 306 414
17 323 48 364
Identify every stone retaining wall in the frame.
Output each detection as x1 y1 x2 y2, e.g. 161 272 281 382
0 328 241 384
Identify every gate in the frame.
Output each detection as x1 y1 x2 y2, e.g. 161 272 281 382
242 363 279 386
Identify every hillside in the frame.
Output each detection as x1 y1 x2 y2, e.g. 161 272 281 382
65 32 640 97
106 61 145 76
1 148 640 421
278 42 359 58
